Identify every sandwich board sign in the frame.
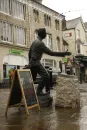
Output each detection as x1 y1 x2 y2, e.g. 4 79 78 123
5 69 40 116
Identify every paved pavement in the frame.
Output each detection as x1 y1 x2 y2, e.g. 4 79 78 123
0 84 87 130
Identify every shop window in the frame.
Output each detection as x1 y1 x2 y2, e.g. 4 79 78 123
13 0 26 20
14 26 26 45
17 66 20 69
0 21 13 43
6 65 16 78
3 64 6 78
33 9 39 23
44 14 51 27
55 20 60 30
3 65 16 78
42 59 56 69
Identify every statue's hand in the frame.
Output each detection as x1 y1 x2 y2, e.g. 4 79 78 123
64 51 72 56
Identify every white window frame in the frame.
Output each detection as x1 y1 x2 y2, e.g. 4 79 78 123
0 21 13 43
0 0 12 15
14 26 26 46
44 34 52 50
76 29 80 40
42 59 56 69
12 0 25 20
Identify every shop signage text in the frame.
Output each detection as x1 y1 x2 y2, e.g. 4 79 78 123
10 49 24 55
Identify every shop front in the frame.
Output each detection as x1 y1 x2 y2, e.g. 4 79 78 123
3 49 28 79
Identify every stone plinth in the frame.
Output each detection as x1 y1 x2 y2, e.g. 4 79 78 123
38 94 53 107
55 75 80 108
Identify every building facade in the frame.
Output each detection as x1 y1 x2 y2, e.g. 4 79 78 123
63 17 87 79
0 0 30 80
0 0 65 80
63 17 87 56
27 0 65 72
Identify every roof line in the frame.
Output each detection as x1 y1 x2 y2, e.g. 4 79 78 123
30 0 65 17
66 17 80 22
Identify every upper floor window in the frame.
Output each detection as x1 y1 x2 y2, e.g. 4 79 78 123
0 0 26 20
33 9 39 23
0 0 12 15
76 43 80 54
76 29 80 39
14 26 26 45
55 20 60 30
0 20 26 46
0 21 12 43
44 14 51 27
63 45 68 52
56 37 60 51
63 40 69 51
43 34 52 50
13 0 26 20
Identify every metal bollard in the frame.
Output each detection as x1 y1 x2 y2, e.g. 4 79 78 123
49 67 53 89
45 66 50 93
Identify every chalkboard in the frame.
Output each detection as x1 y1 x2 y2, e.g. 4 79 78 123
18 70 37 106
9 71 22 106
5 69 40 116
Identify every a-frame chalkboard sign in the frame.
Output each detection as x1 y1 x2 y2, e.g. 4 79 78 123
5 69 40 116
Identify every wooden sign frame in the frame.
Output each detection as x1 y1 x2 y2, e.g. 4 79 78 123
5 69 40 116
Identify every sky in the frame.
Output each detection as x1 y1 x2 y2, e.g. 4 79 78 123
42 0 87 22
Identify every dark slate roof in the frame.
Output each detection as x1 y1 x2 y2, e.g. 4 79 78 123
84 22 87 29
66 17 81 29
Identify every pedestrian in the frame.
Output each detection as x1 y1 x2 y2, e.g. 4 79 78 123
9 67 15 87
28 28 71 96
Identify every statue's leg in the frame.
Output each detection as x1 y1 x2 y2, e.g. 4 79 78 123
37 64 50 96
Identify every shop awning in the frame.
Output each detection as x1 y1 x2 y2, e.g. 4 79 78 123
3 55 28 66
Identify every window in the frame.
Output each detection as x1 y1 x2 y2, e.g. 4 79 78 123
44 14 51 27
76 29 80 39
43 34 52 50
76 43 80 53
42 59 56 69
0 0 26 19
56 37 60 51
55 20 60 30
0 0 12 15
33 9 39 23
14 26 26 45
0 21 12 43
63 45 68 51
13 0 26 19
34 30 38 40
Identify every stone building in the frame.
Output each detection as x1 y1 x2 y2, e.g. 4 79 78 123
0 0 30 80
27 0 65 72
0 0 65 81
63 17 87 79
63 17 87 56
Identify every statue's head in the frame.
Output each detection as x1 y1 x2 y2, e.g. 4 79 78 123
37 28 46 39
